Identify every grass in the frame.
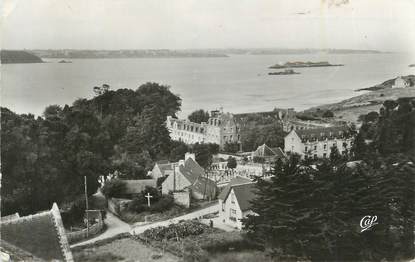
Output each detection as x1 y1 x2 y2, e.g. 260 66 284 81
120 205 186 224
72 234 179 262
120 199 217 224
136 222 264 261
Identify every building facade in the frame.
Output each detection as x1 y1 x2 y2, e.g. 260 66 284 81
284 126 354 159
392 76 410 88
218 178 257 230
166 109 240 148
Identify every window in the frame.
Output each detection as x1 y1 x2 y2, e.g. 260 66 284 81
323 153 327 158
305 146 308 152
231 193 235 204
324 144 327 150
314 145 317 150
231 209 237 215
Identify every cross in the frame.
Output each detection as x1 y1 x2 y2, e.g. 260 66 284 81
145 193 153 207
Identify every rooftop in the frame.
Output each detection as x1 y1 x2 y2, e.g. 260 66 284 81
218 176 253 200
293 126 351 142
0 203 73 261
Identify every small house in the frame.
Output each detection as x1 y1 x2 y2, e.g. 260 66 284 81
162 153 217 200
218 177 256 229
392 76 410 88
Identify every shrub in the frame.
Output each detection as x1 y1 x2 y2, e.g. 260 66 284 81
127 198 148 213
149 195 174 212
142 221 209 241
101 179 126 198
61 198 86 227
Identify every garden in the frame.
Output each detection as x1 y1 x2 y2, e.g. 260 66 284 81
135 220 266 262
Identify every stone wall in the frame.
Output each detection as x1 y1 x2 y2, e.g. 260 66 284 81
173 191 191 208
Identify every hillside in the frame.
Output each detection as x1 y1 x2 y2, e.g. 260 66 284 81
1 50 43 64
306 87 415 123
356 75 415 91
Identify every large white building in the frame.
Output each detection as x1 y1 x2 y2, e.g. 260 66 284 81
166 110 240 148
284 126 354 159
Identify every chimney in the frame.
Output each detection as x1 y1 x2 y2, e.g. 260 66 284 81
185 152 195 161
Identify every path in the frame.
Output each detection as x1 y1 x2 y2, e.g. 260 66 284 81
70 211 131 248
71 202 219 247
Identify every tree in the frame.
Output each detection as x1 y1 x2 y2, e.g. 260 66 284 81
226 156 237 170
192 143 219 169
224 142 240 153
1 82 182 217
169 141 190 162
101 179 126 199
188 109 209 124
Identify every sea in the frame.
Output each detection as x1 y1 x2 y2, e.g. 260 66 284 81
1 53 414 118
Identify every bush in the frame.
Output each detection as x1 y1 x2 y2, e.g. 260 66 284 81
149 195 174 212
61 198 86 227
101 179 126 198
128 193 173 213
142 221 209 241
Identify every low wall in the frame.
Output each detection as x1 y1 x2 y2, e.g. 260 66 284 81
66 220 104 243
173 191 190 208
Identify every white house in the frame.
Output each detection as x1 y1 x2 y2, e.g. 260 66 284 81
284 126 354 159
218 177 257 230
392 76 410 88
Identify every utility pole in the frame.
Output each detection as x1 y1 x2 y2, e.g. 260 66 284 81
84 176 89 237
173 163 176 192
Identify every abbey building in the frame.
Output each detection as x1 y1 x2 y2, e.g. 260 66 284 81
166 109 240 148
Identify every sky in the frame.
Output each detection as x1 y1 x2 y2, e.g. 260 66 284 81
1 0 415 52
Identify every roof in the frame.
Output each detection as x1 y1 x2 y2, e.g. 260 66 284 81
218 177 252 200
1 212 20 222
252 144 277 157
293 126 351 142
175 157 217 196
270 147 287 159
190 176 217 197
157 163 173 174
123 179 157 194
0 203 73 261
230 183 257 211
179 157 206 184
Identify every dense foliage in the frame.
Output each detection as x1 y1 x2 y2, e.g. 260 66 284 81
240 123 285 152
188 109 210 124
244 98 415 261
101 179 126 199
142 220 209 241
226 156 237 169
127 186 174 213
1 82 181 216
